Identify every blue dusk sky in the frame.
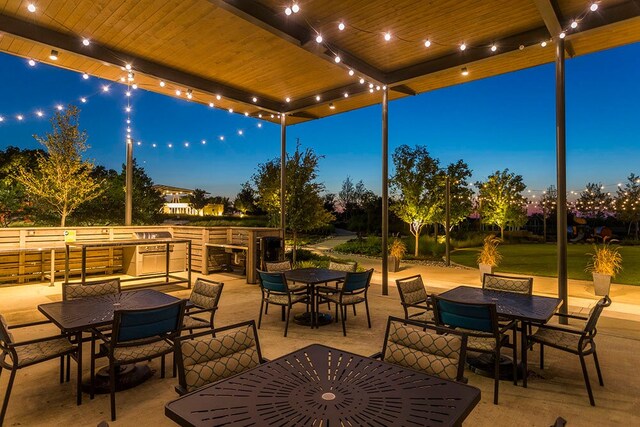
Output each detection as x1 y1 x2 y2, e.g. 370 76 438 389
0 42 638 199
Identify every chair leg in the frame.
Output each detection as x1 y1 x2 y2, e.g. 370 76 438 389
341 305 347 337
593 350 604 387
110 363 117 421
335 302 339 323
60 356 65 384
90 335 96 399
494 349 500 405
579 353 596 406
540 344 544 369
512 328 518 386
353 305 357 316
364 300 371 329
281 306 286 322
0 368 17 425
284 305 291 337
265 301 269 315
66 354 71 382
258 297 265 329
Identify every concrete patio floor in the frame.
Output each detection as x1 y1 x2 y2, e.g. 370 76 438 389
1 263 639 426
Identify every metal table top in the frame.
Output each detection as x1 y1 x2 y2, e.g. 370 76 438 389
65 238 191 248
284 268 346 285
439 286 563 324
38 289 181 332
165 344 481 427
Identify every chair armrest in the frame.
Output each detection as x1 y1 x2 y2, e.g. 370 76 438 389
11 333 75 347
92 328 111 343
554 313 588 321
186 307 217 316
369 352 383 359
315 286 338 294
404 303 431 311
537 324 584 335
498 320 517 334
7 319 53 329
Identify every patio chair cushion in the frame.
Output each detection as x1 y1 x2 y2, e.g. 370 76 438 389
457 328 497 352
413 310 435 323
182 315 210 330
483 275 532 294
181 325 260 392
384 322 462 381
190 280 222 309
66 279 120 300
322 293 365 305
15 338 75 367
265 261 291 272
531 327 582 351
328 261 357 272
266 293 307 305
398 277 428 305
288 283 307 292
113 339 173 363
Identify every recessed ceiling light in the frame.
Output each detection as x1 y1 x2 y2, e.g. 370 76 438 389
49 50 59 60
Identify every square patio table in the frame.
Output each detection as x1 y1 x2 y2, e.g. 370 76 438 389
284 268 347 327
438 286 563 387
38 289 182 404
165 343 481 427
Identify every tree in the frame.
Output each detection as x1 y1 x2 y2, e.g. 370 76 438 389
0 147 42 226
253 140 333 263
234 182 256 215
537 185 557 242
573 182 613 219
615 173 640 239
432 160 473 231
189 188 210 212
337 176 356 215
390 145 440 256
15 106 103 226
476 169 528 239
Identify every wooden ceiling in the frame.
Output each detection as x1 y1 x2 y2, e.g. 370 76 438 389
0 0 638 125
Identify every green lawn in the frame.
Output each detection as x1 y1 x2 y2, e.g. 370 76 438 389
450 244 640 285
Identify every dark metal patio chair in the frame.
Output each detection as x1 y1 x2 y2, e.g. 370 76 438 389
325 261 357 311
92 299 186 421
528 295 611 406
257 270 310 337
182 278 223 332
372 316 467 382
482 273 533 294
433 296 517 404
0 315 78 425
395 274 435 324
315 269 373 336
175 320 266 395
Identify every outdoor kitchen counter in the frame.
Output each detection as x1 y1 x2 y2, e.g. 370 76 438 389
64 238 192 289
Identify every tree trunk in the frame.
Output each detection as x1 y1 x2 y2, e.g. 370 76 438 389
635 221 639 240
500 226 504 240
414 231 419 257
434 223 438 243
292 231 297 265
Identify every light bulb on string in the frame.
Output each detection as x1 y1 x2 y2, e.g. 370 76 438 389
285 97 291 103
17 115 23 121
27 4 36 12
125 64 132 70
285 7 292 16
228 108 233 113
359 78 365 84
56 105 64 110
252 97 257 103
590 3 598 12
201 140 206 145
82 38 90 46
338 22 345 31
459 43 466 51
238 130 243 135
80 97 87 103
36 111 43 117
541 41 547 47
175 89 181 96
219 136 225 141
334 55 341 63
159 81 165 87
28 59 36 66
209 102 214 107
292 3 299 13
571 21 578 29
344 92 349 98
82 73 89 79
559 32 566 39
315 34 323 43
424 40 431 48
257 123 262 128
126 91 131 97
216 95 221 100
348 69 354 76
315 95 321 101
384 32 391 41
244 112 249 117
491 44 497 52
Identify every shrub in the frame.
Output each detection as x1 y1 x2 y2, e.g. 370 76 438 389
477 235 502 267
586 244 623 277
334 236 382 256
389 238 407 259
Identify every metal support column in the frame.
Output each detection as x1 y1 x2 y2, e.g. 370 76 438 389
381 88 389 295
556 38 568 323
445 175 451 266
280 114 287 244
125 140 133 226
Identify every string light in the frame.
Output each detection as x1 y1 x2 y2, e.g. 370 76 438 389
244 112 249 116
315 95 321 101
175 89 181 96
459 44 466 51
285 97 291 103
28 59 36 67
571 21 578 29
17 115 23 121
334 55 341 63
216 95 221 100
27 4 36 13
238 130 243 135
343 92 349 98
348 69 354 76
102 85 109 92
80 97 87 103
257 123 262 128
291 3 300 13
228 108 233 113
424 40 431 48
219 136 225 141
125 64 132 70
285 7 292 16
159 81 165 87
541 41 547 47
590 3 599 12
384 32 392 41
209 102 214 107
252 97 257 103
36 111 43 117
490 44 497 52
315 34 323 43
559 32 566 39
338 22 345 31
82 38 90 46
82 73 89 79
131 83 138 89
359 78 365 84
56 105 63 111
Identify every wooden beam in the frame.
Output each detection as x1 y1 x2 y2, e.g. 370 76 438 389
210 0 386 84
532 0 576 57
285 82 372 114
390 85 417 96
0 13 285 113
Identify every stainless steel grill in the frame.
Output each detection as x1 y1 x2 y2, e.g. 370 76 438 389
123 231 186 276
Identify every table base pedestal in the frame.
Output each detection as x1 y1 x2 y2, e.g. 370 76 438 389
467 353 524 381
82 364 153 394
294 312 333 327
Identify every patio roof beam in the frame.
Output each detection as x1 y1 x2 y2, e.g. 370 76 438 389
532 0 576 57
0 14 285 114
211 0 386 84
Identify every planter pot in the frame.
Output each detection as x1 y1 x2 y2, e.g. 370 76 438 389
388 256 400 272
478 263 494 282
592 273 612 296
